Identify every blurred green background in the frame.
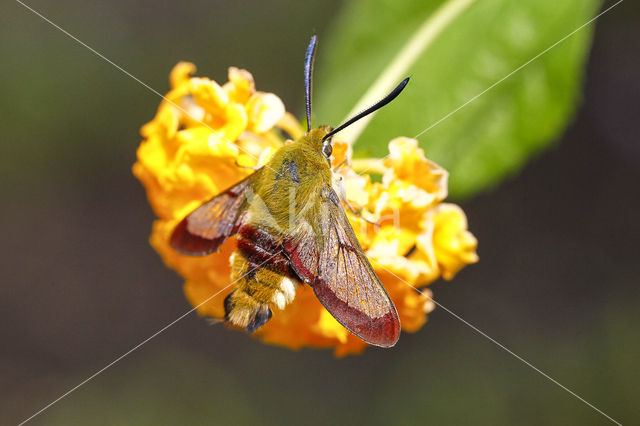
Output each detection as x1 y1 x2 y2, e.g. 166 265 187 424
2 0 639 424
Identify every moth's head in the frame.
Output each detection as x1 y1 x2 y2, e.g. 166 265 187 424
305 125 334 160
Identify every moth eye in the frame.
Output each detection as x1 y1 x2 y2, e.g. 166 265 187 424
322 142 333 158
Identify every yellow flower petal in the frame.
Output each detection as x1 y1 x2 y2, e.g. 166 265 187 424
276 112 305 141
246 92 286 134
432 203 479 280
170 61 197 89
224 66 255 104
383 137 448 203
134 62 478 357
312 309 350 344
189 77 229 116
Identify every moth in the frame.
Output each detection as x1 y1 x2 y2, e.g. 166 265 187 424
170 35 409 347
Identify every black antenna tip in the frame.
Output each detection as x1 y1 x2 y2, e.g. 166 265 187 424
322 76 411 142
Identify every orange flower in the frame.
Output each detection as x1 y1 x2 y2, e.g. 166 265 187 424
133 63 478 356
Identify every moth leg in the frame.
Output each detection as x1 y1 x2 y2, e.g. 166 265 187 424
343 199 379 227
332 159 349 173
332 173 379 227
205 317 224 326
234 160 262 171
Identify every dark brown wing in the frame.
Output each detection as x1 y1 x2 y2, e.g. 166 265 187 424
285 186 400 347
170 173 254 255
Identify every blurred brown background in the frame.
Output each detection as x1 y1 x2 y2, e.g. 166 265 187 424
1 0 639 424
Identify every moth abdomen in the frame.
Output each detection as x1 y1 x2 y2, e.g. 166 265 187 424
247 305 272 333
224 288 272 333
225 243 299 333
238 225 281 250
237 225 293 276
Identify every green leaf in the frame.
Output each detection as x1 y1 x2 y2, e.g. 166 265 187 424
315 0 602 198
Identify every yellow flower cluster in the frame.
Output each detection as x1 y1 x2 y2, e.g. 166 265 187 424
133 63 478 356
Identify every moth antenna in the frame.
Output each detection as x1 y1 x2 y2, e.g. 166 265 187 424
304 34 318 132
322 77 410 142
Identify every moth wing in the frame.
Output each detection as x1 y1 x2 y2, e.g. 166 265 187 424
286 186 400 347
283 228 319 286
170 173 255 255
